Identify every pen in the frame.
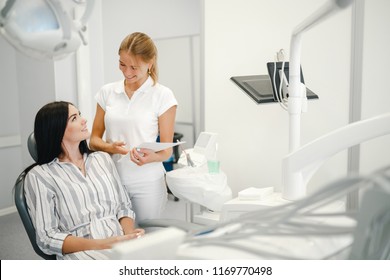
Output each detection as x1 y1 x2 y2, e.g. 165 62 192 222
136 147 145 157
178 140 195 167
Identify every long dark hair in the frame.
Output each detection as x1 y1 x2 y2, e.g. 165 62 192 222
34 101 90 165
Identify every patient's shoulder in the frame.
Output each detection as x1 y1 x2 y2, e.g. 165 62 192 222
27 163 50 176
88 151 112 162
25 164 56 188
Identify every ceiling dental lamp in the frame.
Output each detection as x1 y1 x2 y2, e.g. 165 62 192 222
0 0 94 60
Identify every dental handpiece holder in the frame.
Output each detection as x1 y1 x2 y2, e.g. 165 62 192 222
166 165 232 212
167 132 232 212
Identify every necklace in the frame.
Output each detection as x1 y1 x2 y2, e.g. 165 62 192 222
59 156 84 171
76 163 84 171
74 160 85 171
74 161 86 176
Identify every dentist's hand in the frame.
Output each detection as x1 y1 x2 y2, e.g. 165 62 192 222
111 141 129 155
130 147 156 166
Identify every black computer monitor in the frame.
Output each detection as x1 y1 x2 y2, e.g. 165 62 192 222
230 74 275 104
230 62 318 104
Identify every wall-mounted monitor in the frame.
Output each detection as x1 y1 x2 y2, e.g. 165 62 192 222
231 62 318 104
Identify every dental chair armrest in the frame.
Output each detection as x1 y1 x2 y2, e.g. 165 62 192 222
138 219 203 232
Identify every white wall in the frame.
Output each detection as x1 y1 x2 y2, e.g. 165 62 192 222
0 37 21 211
101 0 200 84
359 0 390 173
203 0 390 197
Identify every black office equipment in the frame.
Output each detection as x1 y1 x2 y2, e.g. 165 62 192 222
267 61 318 101
231 62 318 104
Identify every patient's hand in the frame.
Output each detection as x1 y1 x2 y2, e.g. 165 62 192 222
126 228 145 238
97 231 144 250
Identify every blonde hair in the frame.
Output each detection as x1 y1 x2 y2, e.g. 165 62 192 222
118 32 158 85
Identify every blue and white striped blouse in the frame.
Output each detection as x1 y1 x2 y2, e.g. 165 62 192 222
25 151 135 260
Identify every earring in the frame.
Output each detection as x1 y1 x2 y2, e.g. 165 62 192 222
148 69 151 75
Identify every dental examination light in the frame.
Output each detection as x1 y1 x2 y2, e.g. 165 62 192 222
0 0 95 60
282 0 353 200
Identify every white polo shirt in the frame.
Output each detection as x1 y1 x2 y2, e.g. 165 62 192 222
95 77 178 185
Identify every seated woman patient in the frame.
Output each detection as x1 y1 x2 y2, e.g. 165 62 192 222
24 101 145 260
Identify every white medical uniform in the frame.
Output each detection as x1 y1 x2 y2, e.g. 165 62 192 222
95 77 178 222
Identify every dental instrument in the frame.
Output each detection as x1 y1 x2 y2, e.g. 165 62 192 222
167 132 232 224
178 165 390 260
178 141 195 167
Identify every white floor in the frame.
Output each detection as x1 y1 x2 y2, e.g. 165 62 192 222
161 194 188 220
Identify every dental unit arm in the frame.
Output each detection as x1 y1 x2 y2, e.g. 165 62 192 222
284 0 354 200
282 112 390 200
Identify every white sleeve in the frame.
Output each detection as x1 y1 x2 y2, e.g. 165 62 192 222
158 87 178 117
94 87 107 111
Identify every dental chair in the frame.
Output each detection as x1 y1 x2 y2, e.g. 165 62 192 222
14 132 56 260
14 132 202 260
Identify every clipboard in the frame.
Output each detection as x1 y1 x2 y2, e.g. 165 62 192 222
137 141 185 152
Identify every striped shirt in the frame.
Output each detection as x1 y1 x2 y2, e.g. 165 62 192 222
25 151 135 260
